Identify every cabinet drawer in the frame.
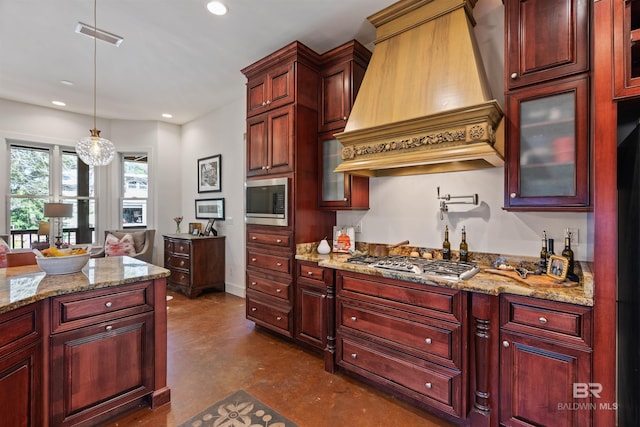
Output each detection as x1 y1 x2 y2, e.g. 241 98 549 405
247 271 291 301
337 271 461 322
297 262 327 285
501 295 592 347
164 240 174 252
247 230 291 248
247 250 292 275
169 270 191 287
246 295 291 336
171 240 191 255
338 299 459 368
166 254 190 270
338 335 461 417
0 303 41 353
51 281 154 333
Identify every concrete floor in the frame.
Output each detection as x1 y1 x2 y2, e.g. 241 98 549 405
104 291 455 427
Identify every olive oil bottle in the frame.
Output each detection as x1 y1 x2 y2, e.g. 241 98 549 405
539 230 548 271
459 226 468 262
561 228 575 277
442 225 451 260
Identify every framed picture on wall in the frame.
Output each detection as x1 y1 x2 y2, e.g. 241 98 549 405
195 198 225 220
198 154 221 193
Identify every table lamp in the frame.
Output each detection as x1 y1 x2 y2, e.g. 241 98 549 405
44 203 73 248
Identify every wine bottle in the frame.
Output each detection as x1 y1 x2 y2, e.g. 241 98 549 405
546 238 555 269
539 230 548 271
561 229 575 276
442 225 451 260
459 226 468 262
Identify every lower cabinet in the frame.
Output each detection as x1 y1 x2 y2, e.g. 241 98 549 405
499 294 593 427
0 303 43 427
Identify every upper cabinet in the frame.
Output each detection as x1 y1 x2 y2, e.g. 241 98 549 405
506 0 589 90
614 0 640 98
246 62 295 117
504 0 591 211
246 105 295 176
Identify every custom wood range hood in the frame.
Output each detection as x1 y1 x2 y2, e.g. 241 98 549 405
334 0 504 177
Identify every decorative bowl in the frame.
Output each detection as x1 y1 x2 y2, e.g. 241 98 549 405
35 252 90 275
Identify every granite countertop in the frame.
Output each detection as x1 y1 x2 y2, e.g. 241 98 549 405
0 256 170 315
296 246 594 307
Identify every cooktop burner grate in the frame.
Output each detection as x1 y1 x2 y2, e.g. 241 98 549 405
346 254 480 281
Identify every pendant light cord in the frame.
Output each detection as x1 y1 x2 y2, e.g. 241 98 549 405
93 0 97 130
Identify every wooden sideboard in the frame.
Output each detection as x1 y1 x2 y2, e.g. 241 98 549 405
163 234 226 298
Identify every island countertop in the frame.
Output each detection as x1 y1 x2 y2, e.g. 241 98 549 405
296 252 594 307
0 256 170 315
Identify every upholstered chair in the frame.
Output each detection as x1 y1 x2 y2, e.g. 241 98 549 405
91 229 156 264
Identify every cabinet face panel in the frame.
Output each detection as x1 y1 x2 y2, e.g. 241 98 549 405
269 107 293 172
614 0 640 97
268 64 294 107
506 0 589 89
320 65 349 131
505 75 589 209
0 344 42 427
321 137 346 202
296 284 325 347
247 116 268 175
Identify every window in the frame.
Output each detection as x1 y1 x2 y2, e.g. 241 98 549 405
8 142 95 248
122 154 148 228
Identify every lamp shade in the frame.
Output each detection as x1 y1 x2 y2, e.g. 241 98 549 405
37 221 50 236
44 203 73 218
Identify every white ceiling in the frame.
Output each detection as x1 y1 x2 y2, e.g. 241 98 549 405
0 0 395 125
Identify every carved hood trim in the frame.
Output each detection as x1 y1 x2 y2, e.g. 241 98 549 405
335 0 504 176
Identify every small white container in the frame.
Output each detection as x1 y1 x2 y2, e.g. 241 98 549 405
35 253 90 275
317 239 331 254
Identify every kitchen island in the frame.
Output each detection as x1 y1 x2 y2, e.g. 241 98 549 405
0 256 171 426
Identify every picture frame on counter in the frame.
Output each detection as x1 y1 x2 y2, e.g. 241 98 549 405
547 255 569 281
202 219 217 236
188 222 202 235
197 154 221 193
333 226 355 253
195 198 225 220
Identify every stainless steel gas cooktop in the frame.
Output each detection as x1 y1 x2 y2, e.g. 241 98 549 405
346 254 480 281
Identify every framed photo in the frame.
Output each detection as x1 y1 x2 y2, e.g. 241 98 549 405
198 154 221 193
188 222 202 235
332 226 355 253
195 198 225 220
547 255 569 281
202 219 217 236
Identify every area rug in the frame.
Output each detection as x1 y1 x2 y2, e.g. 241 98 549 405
177 389 299 427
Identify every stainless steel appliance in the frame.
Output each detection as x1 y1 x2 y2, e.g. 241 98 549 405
346 254 480 281
245 177 288 226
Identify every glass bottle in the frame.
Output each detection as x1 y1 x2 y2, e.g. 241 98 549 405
546 238 555 269
561 229 575 276
459 226 468 262
539 230 548 271
442 225 451 260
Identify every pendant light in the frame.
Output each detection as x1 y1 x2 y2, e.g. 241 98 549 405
76 0 115 166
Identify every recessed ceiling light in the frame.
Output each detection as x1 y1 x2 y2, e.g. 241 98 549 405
60 80 74 86
162 113 173 119
207 1 228 15
52 101 66 107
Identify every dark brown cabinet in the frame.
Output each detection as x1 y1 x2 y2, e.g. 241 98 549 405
505 0 589 90
246 105 294 176
504 75 590 210
163 234 226 298
318 41 370 210
614 0 640 98
335 270 468 419
0 303 43 427
246 62 295 117
499 295 593 427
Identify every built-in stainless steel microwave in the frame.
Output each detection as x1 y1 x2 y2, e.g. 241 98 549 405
245 177 288 226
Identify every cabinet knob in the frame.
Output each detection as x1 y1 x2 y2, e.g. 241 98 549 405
510 72 518 79
105 302 113 308
261 166 267 170
251 258 257 262
425 382 432 389
179 245 184 251
276 316 282 321
266 100 271 105
425 338 432 345
343 198 348 201
265 166 271 170
251 307 257 312
307 271 313 275
503 341 510 348
351 353 357 359
180 260 185 266
510 192 517 199
350 316 357 322
276 288 282 293
276 239 282 243
276 262 282 266
321 295 326 299
261 102 266 106
251 281 257 286
539 317 548 324
343 116 347 120
105 325 113 331
251 236 257 240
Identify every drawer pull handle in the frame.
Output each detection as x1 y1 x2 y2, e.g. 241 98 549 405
425 338 432 345
276 262 282 266
276 289 282 293
251 281 257 286
251 236 257 240
251 258 257 262
539 317 548 324
351 353 357 359
180 260 185 266
503 341 510 348
307 271 313 275
105 325 113 331
276 316 282 321
425 382 432 389
350 316 357 322
179 246 184 251
510 72 517 79
321 295 326 299
276 239 282 243
105 302 113 308
251 307 257 312
343 116 347 120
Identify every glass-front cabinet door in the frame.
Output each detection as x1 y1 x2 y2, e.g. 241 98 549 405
318 132 369 210
505 75 590 210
